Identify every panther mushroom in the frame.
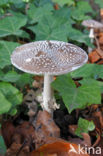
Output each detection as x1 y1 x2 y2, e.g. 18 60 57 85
11 40 88 113
82 19 103 53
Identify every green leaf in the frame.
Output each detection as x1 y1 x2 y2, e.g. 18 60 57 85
76 1 93 14
0 41 20 69
0 13 27 37
52 75 101 113
10 108 17 116
0 135 6 154
94 0 103 8
0 70 33 85
80 78 103 94
98 81 103 93
16 30 30 39
0 91 11 114
34 0 52 7
65 24 93 47
0 82 23 107
75 118 95 138
16 73 33 88
72 1 93 21
54 7 74 24
0 0 23 6
0 71 21 82
0 69 4 78
52 0 75 6
0 0 8 6
71 64 103 79
22 0 30 2
28 14 68 41
27 3 54 24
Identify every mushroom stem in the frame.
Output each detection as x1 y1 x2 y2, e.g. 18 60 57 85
88 28 94 53
43 74 53 113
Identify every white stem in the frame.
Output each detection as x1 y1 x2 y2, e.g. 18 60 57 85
43 74 53 113
89 28 94 39
88 28 94 53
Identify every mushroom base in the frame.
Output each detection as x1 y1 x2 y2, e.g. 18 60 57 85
42 74 60 113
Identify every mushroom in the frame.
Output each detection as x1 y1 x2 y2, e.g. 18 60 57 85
82 19 103 53
11 40 88 113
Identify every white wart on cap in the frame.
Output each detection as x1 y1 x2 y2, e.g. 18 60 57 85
82 19 103 29
11 40 88 75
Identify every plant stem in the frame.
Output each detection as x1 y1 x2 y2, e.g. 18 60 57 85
43 74 53 113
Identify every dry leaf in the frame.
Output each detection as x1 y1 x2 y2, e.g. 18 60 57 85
88 50 100 63
34 111 60 148
30 137 89 156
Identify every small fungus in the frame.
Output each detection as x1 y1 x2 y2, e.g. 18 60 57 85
82 19 103 53
11 40 88 113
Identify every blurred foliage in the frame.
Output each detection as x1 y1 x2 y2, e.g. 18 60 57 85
94 0 103 8
0 0 102 115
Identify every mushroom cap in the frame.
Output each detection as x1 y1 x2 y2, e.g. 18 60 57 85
82 19 103 29
11 40 88 75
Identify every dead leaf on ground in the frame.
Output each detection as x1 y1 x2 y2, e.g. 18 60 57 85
88 50 101 63
2 121 35 150
54 4 59 10
34 111 60 148
1 121 15 148
30 137 89 156
68 125 77 136
99 36 103 45
90 111 103 133
5 143 29 156
91 136 103 156
68 133 91 147
97 59 103 64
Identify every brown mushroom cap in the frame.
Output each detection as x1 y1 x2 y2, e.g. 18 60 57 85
11 40 88 75
82 19 103 29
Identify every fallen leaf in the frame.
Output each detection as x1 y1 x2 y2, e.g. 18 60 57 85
54 4 59 10
92 111 103 132
5 143 29 156
1 121 15 148
2 121 35 149
97 59 103 64
34 111 60 148
92 129 100 147
82 133 91 147
68 132 91 147
88 50 101 63
99 36 103 45
30 137 89 156
68 125 77 135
